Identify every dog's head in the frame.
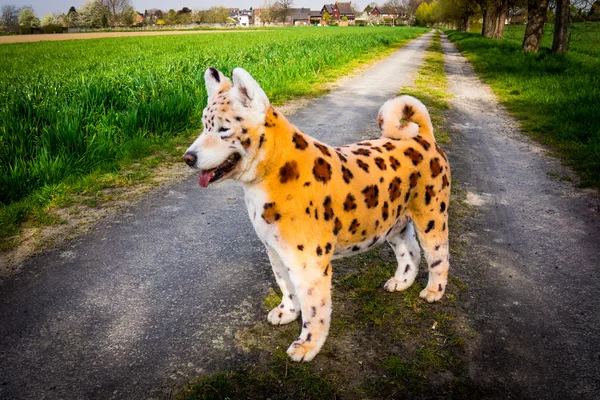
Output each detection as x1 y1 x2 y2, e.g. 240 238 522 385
184 67 270 187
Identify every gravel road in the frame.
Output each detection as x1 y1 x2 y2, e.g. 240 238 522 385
442 34 600 399
0 32 434 399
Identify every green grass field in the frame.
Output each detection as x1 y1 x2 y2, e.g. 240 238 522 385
0 26 428 243
447 23 600 189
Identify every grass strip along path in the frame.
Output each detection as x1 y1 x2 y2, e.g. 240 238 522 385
0 27 428 250
446 26 600 190
178 31 483 400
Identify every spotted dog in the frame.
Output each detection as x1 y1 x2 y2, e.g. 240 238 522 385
184 68 451 362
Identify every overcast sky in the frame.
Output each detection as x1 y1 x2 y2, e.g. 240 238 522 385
0 0 345 17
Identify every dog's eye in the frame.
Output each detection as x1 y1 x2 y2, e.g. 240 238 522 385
218 127 229 133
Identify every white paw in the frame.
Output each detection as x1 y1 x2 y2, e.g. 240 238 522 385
419 288 444 303
286 340 320 362
384 277 413 292
267 305 299 325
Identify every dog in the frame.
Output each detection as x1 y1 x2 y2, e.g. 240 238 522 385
184 67 450 362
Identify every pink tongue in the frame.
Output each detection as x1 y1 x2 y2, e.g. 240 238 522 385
198 171 212 187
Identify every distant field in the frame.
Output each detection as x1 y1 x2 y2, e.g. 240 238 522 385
0 29 258 43
448 22 600 188
0 27 428 241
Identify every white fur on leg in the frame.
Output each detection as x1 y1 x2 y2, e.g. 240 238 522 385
385 222 421 292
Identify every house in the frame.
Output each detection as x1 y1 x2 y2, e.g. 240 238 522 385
229 8 253 26
133 13 144 25
368 6 406 25
288 8 311 25
310 10 322 25
320 2 355 24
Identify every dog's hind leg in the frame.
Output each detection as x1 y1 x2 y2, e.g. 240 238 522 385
411 212 449 303
266 247 301 325
384 221 421 292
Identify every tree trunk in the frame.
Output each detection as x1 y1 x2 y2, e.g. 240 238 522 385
522 0 549 52
552 0 570 54
481 0 509 39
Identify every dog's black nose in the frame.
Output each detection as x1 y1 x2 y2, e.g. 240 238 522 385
183 152 197 167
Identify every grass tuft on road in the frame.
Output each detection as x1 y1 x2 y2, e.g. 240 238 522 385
446 25 600 189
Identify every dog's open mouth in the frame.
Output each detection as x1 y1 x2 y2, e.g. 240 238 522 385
198 153 241 187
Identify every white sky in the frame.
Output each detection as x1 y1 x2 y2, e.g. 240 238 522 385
0 0 355 17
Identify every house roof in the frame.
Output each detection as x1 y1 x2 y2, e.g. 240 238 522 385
310 10 322 17
290 8 311 20
322 4 334 14
336 2 354 15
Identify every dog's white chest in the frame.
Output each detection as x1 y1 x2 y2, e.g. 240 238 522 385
242 184 278 245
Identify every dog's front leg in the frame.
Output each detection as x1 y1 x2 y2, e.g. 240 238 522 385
266 247 301 325
284 256 333 362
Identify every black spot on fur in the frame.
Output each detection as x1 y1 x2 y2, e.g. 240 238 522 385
430 260 442 268
374 157 387 170
314 142 332 157
341 165 354 184
362 185 379 208
352 245 361 252
389 156 400 170
382 201 389 221
325 243 332 254
404 147 424 166
297 245 304 251
352 148 371 157
344 193 357 211
388 177 402 202
262 203 281 224
425 185 435 206
293 132 309 150
425 220 435 233
413 135 431 151
356 159 370 173
440 202 446 213
316 246 323 256
279 161 300 184
348 219 360 234
313 158 332 183
333 218 342 235
323 196 334 221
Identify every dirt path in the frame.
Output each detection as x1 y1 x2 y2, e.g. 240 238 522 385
442 33 600 399
0 32 434 399
0 29 258 44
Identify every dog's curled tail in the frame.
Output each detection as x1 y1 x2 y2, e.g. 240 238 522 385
377 95 434 141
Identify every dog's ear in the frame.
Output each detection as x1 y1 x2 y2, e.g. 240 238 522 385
230 68 269 115
204 68 231 98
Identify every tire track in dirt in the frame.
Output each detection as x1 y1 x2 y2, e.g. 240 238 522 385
442 33 600 399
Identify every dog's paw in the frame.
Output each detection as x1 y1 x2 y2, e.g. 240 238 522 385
419 287 444 303
267 306 299 325
384 277 413 292
286 340 320 362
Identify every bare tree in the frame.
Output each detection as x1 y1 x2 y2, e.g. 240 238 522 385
277 0 294 23
101 0 132 26
552 0 570 54
522 0 549 51
1 5 20 32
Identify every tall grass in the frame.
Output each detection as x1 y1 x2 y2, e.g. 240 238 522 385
0 27 428 207
447 23 600 188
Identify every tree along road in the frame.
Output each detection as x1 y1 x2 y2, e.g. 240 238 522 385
0 32 434 399
442 34 600 399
